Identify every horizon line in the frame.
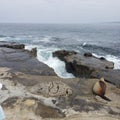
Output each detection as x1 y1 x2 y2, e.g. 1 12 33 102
0 21 120 24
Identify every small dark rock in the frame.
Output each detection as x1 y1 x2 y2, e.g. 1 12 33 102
52 100 57 104
84 52 92 57
1 85 8 90
30 48 37 57
100 57 106 60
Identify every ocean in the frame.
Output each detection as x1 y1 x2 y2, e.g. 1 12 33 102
0 23 120 78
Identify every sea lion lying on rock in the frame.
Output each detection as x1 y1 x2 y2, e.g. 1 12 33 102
92 77 111 101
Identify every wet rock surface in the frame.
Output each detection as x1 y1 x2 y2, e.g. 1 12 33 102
0 41 25 49
0 42 56 76
0 43 120 120
53 50 120 87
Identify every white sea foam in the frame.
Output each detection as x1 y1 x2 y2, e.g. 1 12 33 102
39 36 51 43
93 53 120 69
105 55 120 69
0 37 7 41
37 48 75 78
82 42 87 46
25 45 75 78
25 45 38 50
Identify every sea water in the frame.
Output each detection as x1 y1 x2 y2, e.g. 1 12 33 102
0 23 120 78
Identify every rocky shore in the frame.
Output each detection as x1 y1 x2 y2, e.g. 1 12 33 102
53 50 120 87
0 42 120 120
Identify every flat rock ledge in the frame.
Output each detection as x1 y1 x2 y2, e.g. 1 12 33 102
53 50 120 87
0 67 120 120
0 41 56 76
29 80 72 97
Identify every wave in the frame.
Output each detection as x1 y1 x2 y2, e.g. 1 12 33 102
93 53 120 69
37 47 75 78
0 35 7 37
0 35 15 38
25 45 75 78
82 42 87 46
82 43 120 56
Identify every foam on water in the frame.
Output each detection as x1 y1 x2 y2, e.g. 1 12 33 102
0 37 8 41
39 36 51 43
25 45 75 78
105 55 120 69
37 47 75 78
93 53 120 69
82 42 87 46
25 45 38 50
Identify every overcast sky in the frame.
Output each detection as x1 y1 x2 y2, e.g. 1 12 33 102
0 0 120 23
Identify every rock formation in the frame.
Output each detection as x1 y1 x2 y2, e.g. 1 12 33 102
0 41 25 49
53 50 120 87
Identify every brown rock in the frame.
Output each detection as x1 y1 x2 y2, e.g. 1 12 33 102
91 69 120 88
52 50 120 87
29 80 72 97
53 50 114 77
30 47 37 57
35 102 65 118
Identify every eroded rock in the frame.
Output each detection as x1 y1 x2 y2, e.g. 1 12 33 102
2 97 65 119
0 46 56 76
29 81 72 97
30 47 37 57
53 50 120 86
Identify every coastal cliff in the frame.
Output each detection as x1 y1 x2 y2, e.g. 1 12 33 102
0 42 120 120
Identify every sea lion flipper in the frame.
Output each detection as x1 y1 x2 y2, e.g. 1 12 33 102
101 96 111 101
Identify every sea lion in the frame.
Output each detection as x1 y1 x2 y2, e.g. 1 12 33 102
92 77 111 101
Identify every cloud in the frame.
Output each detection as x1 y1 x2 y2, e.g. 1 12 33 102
0 0 120 23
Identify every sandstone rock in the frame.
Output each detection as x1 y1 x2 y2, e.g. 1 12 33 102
29 81 72 97
91 69 120 88
53 50 77 61
35 102 65 118
23 99 36 107
52 50 120 86
53 50 114 77
30 47 37 57
1 72 120 120
0 47 56 76
2 97 65 119
57 78 120 117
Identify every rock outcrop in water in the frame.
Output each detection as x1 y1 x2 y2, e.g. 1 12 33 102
30 47 37 57
53 50 120 87
0 41 25 49
0 42 120 120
